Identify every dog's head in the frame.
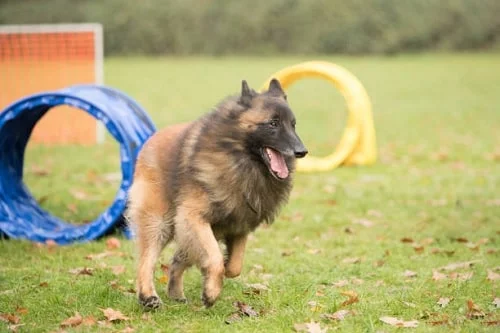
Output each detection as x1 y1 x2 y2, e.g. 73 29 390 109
236 78 308 181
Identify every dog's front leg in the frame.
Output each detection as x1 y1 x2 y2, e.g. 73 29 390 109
175 206 225 308
225 234 248 278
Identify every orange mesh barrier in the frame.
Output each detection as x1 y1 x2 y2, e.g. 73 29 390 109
0 25 102 145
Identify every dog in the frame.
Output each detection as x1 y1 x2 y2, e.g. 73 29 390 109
126 78 307 309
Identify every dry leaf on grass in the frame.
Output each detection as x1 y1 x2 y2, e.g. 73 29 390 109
402 301 416 308
331 280 349 288
342 257 361 264
224 312 243 324
380 316 419 328
68 267 93 276
492 297 500 308
352 218 374 227
120 327 135 333
70 189 89 200
466 300 485 319
158 275 169 284
225 301 259 324
101 308 129 322
351 278 364 285
294 321 327 333
403 270 418 278
30 165 50 176
449 271 473 281
487 269 500 281
14 307 27 315
234 301 258 317
111 265 126 276
432 270 447 281
340 290 359 307
437 297 452 308
60 312 82 328
244 283 270 295
439 260 479 271
0 313 20 324
321 309 351 321
106 237 121 250
400 237 414 243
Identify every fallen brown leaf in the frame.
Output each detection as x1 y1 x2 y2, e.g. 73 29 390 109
111 265 126 275
82 316 97 326
437 297 452 308
60 312 83 328
432 270 447 281
106 237 121 250
466 300 485 319
14 307 27 315
439 260 479 271
455 237 468 243
101 308 129 322
493 297 500 308
0 313 20 324
403 270 418 278
39 281 49 287
380 316 419 328
69 267 93 276
449 271 473 281
160 264 169 275
244 283 270 295
487 269 500 281
420 237 435 245
342 257 361 264
401 237 414 243
321 309 351 321
412 244 424 254
66 203 78 214
70 189 89 200
30 165 50 176
352 218 374 227
281 250 294 257
351 278 364 285
158 275 169 284
224 312 242 324
294 321 327 333
331 280 349 288
340 290 359 307
234 301 258 317
428 314 450 326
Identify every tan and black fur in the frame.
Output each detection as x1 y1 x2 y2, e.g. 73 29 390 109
126 79 307 309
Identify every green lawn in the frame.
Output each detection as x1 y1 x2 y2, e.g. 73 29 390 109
1 53 499 332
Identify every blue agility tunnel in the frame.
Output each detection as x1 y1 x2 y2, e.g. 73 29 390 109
0 85 156 245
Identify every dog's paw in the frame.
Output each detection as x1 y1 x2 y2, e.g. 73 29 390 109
139 294 163 310
201 292 216 308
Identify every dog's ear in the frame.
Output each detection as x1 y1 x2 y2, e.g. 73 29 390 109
239 80 255 107
268 78 286 99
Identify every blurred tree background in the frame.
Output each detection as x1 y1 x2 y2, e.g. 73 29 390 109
1 0 499 56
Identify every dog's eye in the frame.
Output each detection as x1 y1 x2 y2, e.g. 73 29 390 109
269 119 279 128
292 121 296 128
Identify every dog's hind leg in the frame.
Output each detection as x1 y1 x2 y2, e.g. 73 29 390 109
128 179 172 310
167 249 192 302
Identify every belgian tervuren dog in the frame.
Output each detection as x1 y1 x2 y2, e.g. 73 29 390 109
126 78 307 309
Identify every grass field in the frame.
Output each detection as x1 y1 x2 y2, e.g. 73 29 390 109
1 53 499 332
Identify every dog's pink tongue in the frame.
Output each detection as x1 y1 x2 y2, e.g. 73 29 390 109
266 148 289 179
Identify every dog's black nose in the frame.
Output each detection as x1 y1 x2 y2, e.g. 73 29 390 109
294 150 308 158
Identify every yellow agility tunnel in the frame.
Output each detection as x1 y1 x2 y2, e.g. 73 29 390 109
260 61 377 173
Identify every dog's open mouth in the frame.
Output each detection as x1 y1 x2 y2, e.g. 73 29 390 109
263 147 289 180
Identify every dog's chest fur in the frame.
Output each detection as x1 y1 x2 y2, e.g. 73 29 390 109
178 119 293 239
